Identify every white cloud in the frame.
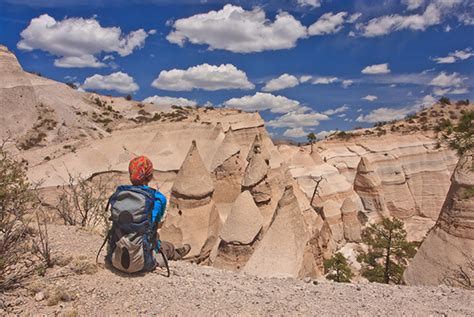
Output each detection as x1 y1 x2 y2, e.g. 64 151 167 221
315 130 337 139
262 73 299 92
402 0 425 10
433 87 468 96
429 72 465 87
267 111 329 128
308 12 348 35
356 94 435 123
151 63 254 91
338 113 346 118
297 0 321 8
360 1 463 37
142 95 197 107
362 95 378 101
283 127 308 138
223 92 310 114
357 108 362 112
432 48 473 64
82 72 139 94
299 75 312 83
17 14 149 68
361 63 391 74
356 106 416 122
348 13 362 23
312 76 338 84
166 4 307 53
54 55 106 68
323 105 348 115
342 80 354 88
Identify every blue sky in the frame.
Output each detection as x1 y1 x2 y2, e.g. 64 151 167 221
0 0 473 139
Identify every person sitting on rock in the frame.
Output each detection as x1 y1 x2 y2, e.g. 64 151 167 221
102 155 190 273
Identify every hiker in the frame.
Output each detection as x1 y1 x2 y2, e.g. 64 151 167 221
102 155 190 274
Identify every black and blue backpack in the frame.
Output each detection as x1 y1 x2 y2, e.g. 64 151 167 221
96 185 169 276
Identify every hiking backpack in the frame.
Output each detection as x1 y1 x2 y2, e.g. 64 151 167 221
97 185 168 275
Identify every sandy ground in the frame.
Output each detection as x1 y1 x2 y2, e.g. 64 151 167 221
2 224 473 316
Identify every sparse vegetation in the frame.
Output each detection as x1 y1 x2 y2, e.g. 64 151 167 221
324 252 353 283
54 173 114 229
0 141 38 290
125 94 132 101
439 96 451 105
357 217 418 284
439 110 473 156
307 132 316 154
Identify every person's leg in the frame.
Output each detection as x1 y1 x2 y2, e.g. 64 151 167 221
160 241 191 260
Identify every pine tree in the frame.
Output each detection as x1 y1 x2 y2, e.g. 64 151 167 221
307 132 316 154
357 217 417 284
324 252 354 283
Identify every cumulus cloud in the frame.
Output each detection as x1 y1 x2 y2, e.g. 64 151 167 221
308 12 348 35
82 72 139 93
312 76 338 84
432 47 473 64
299 75 312 83
402 0 425 10
356 94 435 123
315 130 337 139
360 0 463 37
267 111 329 128
297 0 322 8
151 63 254 91
429 72 466 87
142 95 197 107
322 105 348 115
341 80 354 88
283 127 308 138
361 63 391 74
223 92 310 114
17 14 150 68
166 4 307 53
362 95 378 101
262 73 300 92
433 87 468 96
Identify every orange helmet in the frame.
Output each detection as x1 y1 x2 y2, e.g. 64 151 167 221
128 156 154 186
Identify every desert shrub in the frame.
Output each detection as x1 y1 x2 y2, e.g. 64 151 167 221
65 82 77 89
0 142 38 290
456 99 470 106
31 210 52 268
54 173 114 229
125 94 132 101
442 110 474 156
439 96 451 105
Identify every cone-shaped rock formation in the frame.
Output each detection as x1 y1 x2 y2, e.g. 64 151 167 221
341 197 362 242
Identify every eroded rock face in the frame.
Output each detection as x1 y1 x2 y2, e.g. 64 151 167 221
341 197 362 242
243 185 321 278
404 153 474 286
161 141 222 260
354 157 389 219
242 140 271 205
319 200 344 243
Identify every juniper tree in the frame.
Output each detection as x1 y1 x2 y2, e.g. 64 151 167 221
357 217 417 284
324 252 353 283
307 132 316 154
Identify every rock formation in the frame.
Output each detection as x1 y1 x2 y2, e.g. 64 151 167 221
214 191 263 270
318 200 344 243
340 197 362 242
243 185 321 278
404 153 474 286
160 141 222 260
242 139 271 205
354 156 389 220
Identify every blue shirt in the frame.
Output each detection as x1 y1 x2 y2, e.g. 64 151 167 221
140 185 167 224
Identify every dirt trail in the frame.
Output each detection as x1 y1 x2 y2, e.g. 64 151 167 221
2 224 473 316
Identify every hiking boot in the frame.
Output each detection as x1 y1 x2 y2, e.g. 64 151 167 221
175 244 191 259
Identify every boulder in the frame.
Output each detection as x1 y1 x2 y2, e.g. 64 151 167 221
341 197 361 242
